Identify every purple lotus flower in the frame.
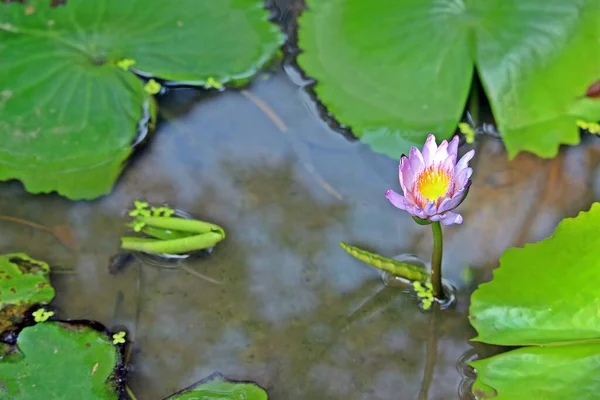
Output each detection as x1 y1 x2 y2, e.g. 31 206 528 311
385 134 474 225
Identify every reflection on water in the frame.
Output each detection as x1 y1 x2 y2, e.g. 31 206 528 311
1 69 600 399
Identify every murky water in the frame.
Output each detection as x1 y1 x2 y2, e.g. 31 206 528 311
2 2 600 399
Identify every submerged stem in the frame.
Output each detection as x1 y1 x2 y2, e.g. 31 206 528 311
431 222 444 299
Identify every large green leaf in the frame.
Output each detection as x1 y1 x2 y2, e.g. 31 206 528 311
297 0 600 159
0 254 55 335
165 372 268 400
468 202 600 398
0 322 121 399
0 0 283 199
470 343 600 400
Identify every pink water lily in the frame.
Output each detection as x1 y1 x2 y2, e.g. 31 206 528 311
385 134 474 225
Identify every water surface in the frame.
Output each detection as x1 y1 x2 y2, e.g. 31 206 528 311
1 34 599 400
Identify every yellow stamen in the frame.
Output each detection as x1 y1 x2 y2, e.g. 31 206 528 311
415 166 451 206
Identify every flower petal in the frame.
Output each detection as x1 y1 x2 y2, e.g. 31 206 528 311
441 151 457 172
408 146 425 173
433 211 463 225
431 139 449 165
456 149 475 174
385 189 410 210
437 187 467 213
411 206 428 220
421 134 437 165
399 156 415 194
455 167 473 189
423 201 438 216
404 187 417 204
447 135 459 159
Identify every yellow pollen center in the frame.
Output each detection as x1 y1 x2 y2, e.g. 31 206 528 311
415 166 451 204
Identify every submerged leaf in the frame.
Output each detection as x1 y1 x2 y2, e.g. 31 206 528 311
165 372 268 400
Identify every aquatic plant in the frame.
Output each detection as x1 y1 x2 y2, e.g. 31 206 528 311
120 201 226 256
385 134 473 298
468 202 600 399
0 0 283 199
341 134 474 303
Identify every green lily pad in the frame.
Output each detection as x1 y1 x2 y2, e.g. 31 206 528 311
0 254 55 335
470 342 600 400
0 0 283 199
469 202 600 398
297 0 600 159
165 372 268 400
0 322 121 399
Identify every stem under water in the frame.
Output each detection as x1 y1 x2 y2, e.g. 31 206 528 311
430 222 444 300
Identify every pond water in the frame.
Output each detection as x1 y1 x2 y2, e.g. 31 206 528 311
2 2 600 399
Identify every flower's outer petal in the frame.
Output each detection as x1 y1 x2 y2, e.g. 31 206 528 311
456 149 475 174
385 190 410 211
437 211 464 225
437 187 467 213
455 167 473 190
422 134 437 165
447 135 459 160
405 187 417 204
399 156 415 194
411 206 428 220
408 146 425 173
441 151 457 172
432 140 449 164
423 201 438 216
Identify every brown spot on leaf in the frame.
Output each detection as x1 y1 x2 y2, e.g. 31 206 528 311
586 80 600 98
0 304 28 335
9 257 45 274
9 287 16 294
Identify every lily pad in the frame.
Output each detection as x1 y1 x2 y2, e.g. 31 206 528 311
297 0 600 159
0 254 55 335
165 372 268 400
469 202 600 398
0 0 283 199
0 322 121 399
470 343 600 400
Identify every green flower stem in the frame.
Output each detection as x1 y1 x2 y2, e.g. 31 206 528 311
431 221 444 299
340 242 430 282
137 216 225 235
468 80 480 126
121 232 224 254
126 385 138 400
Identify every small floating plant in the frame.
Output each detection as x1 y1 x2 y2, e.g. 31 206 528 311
341 134 475 309
120 201 226 256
